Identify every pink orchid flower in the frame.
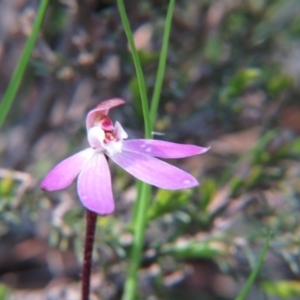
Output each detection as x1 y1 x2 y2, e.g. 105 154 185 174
41 99 209 215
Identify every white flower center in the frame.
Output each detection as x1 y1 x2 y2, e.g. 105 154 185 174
87 120 128 156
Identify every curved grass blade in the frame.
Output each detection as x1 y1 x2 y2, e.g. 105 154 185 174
117 0 151 139
0 0 49 129
117 1 176 299
150 0 175 127
235 232 273 300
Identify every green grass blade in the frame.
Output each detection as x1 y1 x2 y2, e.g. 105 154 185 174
117 0 151 139
117 2 176 299
235 232 273 300
150 0 175 127
117 1 153 299
0 0 49 129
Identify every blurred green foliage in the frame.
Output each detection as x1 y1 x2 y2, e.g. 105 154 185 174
148 189 192 220
262 280 300 298
0 284 10 300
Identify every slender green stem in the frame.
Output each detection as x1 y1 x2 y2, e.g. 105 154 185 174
150 0 175 128
235 232 273 300
122 183 151 300
117 2 151 299
0 0 49 129
131 180 143 224
117 1 175 299
117 0 151 139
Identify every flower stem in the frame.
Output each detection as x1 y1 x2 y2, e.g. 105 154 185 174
81 209 98 300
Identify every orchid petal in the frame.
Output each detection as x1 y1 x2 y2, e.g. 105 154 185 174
40 148 93 191
86 98 125 130
122 139 210 158
109 151 199 190
77 152 114 215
